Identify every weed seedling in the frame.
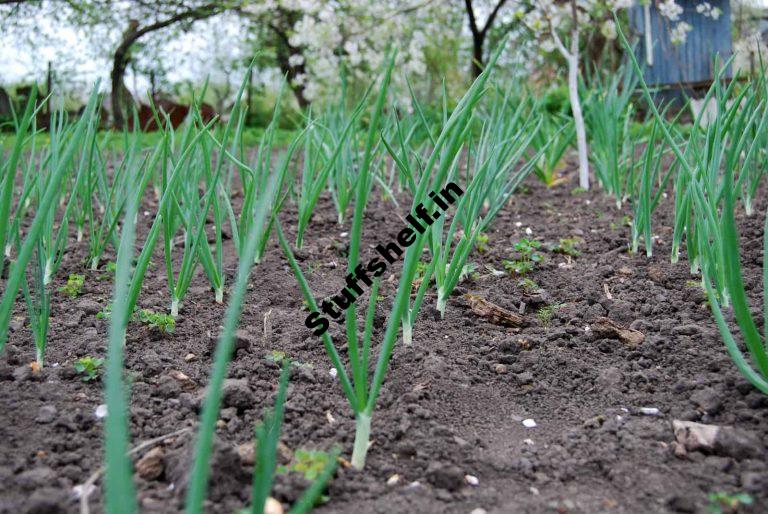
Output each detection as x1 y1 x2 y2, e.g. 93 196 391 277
707 491 753 514
59 274 85 298
265 350 311 370
74 356 104 382
476 233 490 253
279 449 334 481
536 303 563 327
519 278 540 294
96 304 112 320
504 239 543 275
137 309 175 334
553 237 581 257
266 350 287 364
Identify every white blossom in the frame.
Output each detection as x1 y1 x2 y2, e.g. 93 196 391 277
601 20 617 40
658 0 683 22
670 21 693 45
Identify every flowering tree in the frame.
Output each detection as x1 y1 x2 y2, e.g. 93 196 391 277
240 0 446 106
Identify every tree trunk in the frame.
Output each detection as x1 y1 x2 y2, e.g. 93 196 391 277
551 0 589 190
108 6 220 129
471 33 484 78
567 32 590 190
271 25 310 110
110 44 132 130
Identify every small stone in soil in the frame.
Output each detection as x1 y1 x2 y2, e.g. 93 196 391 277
666 495 696 513
25 486 68 514
522 418 537 428
135 446 164 481
12 365 32 382
237 442 256 465
426 462 465 491
221 378 252 409
35 405 57 424
77 298 101 315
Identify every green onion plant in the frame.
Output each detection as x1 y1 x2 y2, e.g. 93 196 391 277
277 43 506 469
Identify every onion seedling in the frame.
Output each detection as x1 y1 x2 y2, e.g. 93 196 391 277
185 171 282 514
323 73 370 225
0 84 101 353
103 149 141 514
213 80 298 264
691 163 768 394
0 87 39 280
20 238 51 366
278 43 506 469
120 116 218 320
157 114 228 315
248 361 341 514
294 88 371 247
628 115 677 256
528 110 574 188
584 65 637 208
428 97 538 318
86 129 156 271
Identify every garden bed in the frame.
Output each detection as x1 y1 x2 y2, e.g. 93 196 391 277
1 163 766 514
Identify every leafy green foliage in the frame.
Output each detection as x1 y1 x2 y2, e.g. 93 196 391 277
59 274 85 298
536 303 563 328
706 491 753 514
504 239 543 275
74 356 104 382
519 278 540 294
279 449 335 481
136 309 175 334
552 237 581 257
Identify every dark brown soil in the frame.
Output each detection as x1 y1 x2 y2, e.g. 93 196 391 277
1 162 767 514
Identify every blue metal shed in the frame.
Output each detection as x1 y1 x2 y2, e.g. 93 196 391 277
628 0 733 87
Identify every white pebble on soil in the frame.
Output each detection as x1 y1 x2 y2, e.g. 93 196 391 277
465 474 479 486
640 407 660 416
72 483 95 499
522 418 537 428
95 404 108 419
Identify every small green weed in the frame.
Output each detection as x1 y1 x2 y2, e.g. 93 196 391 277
136 309 175 334
707 491 753 514
519 278 540 294
503 239 543 275
279 449 334 481
74 356 104 382
59 274 84 298
265 350 312 370
536 303 564 327
476 233 489 253
553 237 581 257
